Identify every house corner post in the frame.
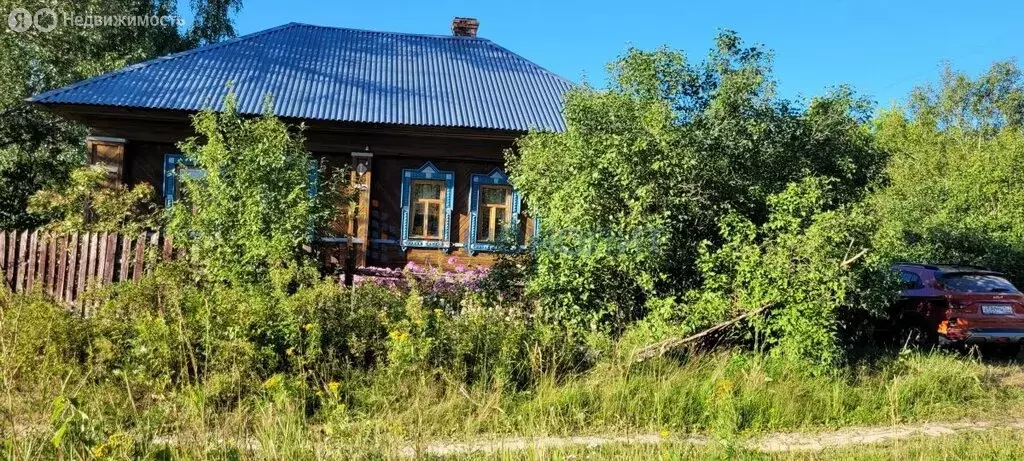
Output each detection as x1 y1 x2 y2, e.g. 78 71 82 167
351 152 373 268
85 135 127 188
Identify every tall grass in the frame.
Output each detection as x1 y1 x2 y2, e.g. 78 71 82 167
4 285 1024 458
327 350 1024 441
7 349 1024 458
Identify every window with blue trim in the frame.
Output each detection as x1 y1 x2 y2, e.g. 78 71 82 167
162 153 206 207
468 169 521 254
400 162 455 250
164 154 320 208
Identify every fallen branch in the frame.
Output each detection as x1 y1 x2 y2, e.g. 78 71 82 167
632 302 775 363
840 248 869 269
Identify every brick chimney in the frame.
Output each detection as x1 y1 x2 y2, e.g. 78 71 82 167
452 17 479 37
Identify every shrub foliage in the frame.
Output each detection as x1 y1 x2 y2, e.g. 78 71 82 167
167 94 341 286
510 32 887 362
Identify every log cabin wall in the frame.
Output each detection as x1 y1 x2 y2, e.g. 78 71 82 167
65 106 533 270
367 156 536 270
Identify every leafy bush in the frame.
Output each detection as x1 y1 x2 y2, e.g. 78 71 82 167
510 31 885 333
27 164 157 234
168 92 347 287
687 178 895 366
0 287 88 386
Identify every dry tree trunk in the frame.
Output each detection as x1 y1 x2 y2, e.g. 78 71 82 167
631 302 775 363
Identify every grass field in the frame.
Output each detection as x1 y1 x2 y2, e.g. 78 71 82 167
5 349 1024 459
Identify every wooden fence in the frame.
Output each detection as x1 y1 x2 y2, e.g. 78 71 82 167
0 229 173 307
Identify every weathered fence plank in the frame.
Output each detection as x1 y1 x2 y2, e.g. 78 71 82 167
103 233 117 285
148 232 159 274
162 234 173 261
0 230 6 281
133 233 146 281
63 234 78 303
46 236 57 295
5 231 15 287
118 235 132 282
1 228 181 303
87 233 99 288
55 235 67 298
75 233 88 307
38 232 49 290
16 230 29 291
27 231 39 290
96 233 108 289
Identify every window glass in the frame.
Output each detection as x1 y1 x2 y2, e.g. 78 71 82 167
412 202 426 236
414 182 442 200
899 271 921 289
173 166 207 203
481 187 507 205
940 274 1020 293
409 180 444 239
427 202 441 236
477 186 511 243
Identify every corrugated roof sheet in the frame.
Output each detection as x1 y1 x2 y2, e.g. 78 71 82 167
30 23 573 132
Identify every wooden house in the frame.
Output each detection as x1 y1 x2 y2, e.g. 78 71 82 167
30 18 572 270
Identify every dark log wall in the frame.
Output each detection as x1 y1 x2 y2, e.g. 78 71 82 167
125 141 175 197
59 106 534 269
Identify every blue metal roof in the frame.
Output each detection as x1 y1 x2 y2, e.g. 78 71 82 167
30 23 572 132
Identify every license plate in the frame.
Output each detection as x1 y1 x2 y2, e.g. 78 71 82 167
982 304 1015 315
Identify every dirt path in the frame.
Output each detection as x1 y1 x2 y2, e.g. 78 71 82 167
399 419 1024 457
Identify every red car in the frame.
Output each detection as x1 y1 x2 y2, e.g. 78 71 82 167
892 263 1024 352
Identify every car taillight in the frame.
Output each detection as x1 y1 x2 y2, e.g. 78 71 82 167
939 318 968 339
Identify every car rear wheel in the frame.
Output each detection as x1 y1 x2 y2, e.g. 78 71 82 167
898 321 936 351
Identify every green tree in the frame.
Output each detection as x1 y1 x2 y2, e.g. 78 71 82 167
510 31 886 331
871 61 1024 281
0 0 242 229
168 94 341 287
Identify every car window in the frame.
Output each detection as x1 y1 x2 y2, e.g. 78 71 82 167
939 274 1020 293
899 271 922 289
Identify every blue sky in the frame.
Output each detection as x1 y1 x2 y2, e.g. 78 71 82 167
186 0 1021 109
